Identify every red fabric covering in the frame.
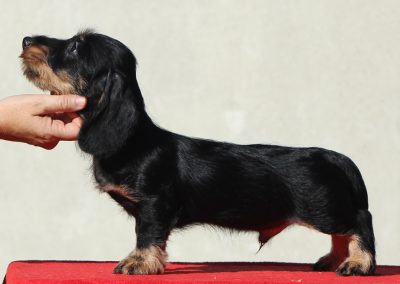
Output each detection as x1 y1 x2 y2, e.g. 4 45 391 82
5 261 400 284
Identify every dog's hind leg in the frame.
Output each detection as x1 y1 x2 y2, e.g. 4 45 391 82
313 209 376 275
336 210 376 276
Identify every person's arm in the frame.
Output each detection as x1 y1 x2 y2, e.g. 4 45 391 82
0 94 87 149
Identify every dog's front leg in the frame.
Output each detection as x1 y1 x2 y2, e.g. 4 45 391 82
113 200 171 275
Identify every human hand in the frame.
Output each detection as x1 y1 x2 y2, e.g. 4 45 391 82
0 94 87 149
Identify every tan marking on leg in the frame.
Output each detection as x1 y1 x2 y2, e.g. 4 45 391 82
115 246 167 275
99 184 137 203
337 234 374 275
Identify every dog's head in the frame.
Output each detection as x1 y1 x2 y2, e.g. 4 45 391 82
21 31 145 157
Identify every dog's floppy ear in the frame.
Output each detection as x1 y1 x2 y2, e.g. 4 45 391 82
78 70 138 158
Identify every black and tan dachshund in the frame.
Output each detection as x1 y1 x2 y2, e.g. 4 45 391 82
20 31 376 276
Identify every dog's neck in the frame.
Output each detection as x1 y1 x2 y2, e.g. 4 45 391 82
78 79 163 159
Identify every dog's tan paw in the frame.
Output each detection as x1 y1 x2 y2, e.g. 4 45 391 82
336 260 369 276
336 235 375 276
113 246 166 275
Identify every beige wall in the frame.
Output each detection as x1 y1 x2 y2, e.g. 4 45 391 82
1 0 400 277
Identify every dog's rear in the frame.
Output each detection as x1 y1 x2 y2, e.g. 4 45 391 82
20 31 376 276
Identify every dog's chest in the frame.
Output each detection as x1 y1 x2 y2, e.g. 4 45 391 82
92 159 137 204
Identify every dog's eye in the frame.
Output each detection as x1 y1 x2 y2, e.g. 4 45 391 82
69 41 79 55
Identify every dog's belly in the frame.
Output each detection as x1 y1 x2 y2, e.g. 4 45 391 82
177 198 293 232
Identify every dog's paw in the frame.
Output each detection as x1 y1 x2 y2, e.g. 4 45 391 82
313 255 334 272
113 256 164 275
313 253 343 272
336 260 374 276
113 246 166 275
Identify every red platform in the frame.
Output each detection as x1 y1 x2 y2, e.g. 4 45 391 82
4 261 400 284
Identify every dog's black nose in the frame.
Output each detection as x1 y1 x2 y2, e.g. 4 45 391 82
22 37 32 49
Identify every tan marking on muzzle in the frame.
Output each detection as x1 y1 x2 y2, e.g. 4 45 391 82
20 44 77 95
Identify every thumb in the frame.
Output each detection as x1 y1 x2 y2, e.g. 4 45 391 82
40 95 87 114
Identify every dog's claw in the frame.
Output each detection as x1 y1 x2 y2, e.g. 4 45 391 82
336 261 370 276
113 263 124 274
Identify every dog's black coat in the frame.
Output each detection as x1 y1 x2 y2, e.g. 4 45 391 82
21 31 376 276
